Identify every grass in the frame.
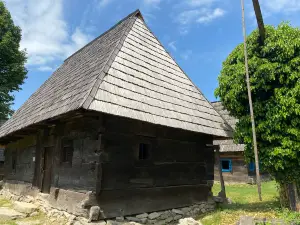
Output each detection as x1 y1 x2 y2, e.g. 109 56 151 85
199 181 300 225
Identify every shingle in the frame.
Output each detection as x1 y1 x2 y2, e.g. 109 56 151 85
211 101 244 151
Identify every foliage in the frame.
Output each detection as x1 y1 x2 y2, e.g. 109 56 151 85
0 2 27 120
215 23 300 183
199 181 300 225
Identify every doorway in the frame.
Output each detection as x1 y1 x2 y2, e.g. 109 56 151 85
41 147 53 193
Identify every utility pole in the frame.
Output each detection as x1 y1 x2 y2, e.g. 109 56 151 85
240 0 262 201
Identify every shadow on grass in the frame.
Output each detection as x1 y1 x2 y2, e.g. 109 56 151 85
197 200 281 221
218 200 281 212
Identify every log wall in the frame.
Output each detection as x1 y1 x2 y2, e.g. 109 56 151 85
98 114 214 218
4 136 36 183
3 111 215 218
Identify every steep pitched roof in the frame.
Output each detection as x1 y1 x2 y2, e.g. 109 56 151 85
0 10 232 139
211 101 238 129
212 101 244 152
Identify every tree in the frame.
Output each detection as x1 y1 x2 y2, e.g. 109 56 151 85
215 23 300 208
0 2 27 120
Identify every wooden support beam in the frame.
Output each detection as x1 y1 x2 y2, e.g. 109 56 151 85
215 145 227 199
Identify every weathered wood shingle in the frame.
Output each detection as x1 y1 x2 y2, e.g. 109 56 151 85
212 101 244 152
88 17 232 137
0 10 232 139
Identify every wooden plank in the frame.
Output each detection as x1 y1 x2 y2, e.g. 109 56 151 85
98 184 209 218
101 162 207 189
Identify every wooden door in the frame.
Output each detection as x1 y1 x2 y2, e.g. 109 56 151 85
41 147 53 193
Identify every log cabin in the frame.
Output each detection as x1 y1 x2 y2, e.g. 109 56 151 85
0 10 232 219
212 101 268 183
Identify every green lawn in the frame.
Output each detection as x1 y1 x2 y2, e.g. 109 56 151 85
199 181 300 225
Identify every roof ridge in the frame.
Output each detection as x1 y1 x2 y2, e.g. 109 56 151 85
64 9 142 63
80 11 140 109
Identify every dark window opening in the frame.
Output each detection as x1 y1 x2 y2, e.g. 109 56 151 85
221 159 232 172
139 143 150 160
61 140 74 164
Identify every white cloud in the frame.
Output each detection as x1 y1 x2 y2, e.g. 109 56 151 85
179 27 189 35
187 0 216 7
168 41 177 51
176 9 202 25
6 0 92 67
37 66 54 72
174 0 226 35
181 50 193 60
197 8 225 24
176 8 225 25
262 0 300 13
97 0 114 8
144 0 161 5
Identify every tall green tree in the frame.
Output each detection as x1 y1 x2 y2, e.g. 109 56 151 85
0 2 27 120
215 23 300 204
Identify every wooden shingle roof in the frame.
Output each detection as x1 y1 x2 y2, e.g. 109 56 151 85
0 10 232 139
212 101 244 152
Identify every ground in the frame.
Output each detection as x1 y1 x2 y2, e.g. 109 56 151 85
0 198 65 225
0 181 299 224
199 181 300 225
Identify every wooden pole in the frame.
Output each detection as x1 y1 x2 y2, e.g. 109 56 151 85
215 146 226 199
240 0 262 201
251 0 265 44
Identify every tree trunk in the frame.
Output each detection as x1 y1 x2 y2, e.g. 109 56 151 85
252 0 265 44
279 182 300 212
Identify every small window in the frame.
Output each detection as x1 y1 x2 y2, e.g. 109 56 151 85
139 143 150 160
221 159 232 172
249 162 255 172
61 140 73 164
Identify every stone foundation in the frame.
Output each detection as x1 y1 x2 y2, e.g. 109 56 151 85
0 184 215 225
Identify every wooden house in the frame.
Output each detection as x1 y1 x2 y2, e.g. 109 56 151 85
212 101 264 183
0 10 232 219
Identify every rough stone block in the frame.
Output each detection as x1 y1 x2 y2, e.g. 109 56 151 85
174 214 183 220
172 209 184 215
148 212 161 219
136 213 148 219
13 201 38 214
89 206 100 222
126 216 141 222
0 207 26 220
178 217 203 225
115 216 124 222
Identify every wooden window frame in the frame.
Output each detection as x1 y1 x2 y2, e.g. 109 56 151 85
221 159 232 172
249 162 255 172
61 139 74 166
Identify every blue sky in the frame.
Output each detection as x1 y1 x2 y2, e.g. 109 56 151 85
5 0 300 111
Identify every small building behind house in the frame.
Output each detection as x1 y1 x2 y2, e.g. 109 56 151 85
211 101 268 183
